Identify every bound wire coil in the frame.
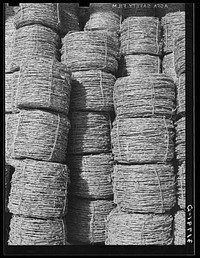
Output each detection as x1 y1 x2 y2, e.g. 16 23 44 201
122 4 156 19
176 162 186 210
120 17 162 56
176 73 185 116
11 109 70 163
8 215 67 245
61 31 119 75
67 196 114 244
174 35 185 77
162 52 178 82
113 163 176 214
67 153 113 199
174 210 186 245
121 54 161 76
105 207 173 245
111 116 175 164
70 70 115 112
10 24 60 70
175 116 185 163
8 159 69 219
67 111 111 154
15 57 71 115
113 74 176 119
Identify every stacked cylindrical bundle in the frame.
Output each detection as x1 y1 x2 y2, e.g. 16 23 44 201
6 4 72 245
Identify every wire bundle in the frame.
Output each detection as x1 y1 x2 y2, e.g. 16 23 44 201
70 70 115 112
113 74 175 118
111 116 175 164
175 117 185 163
61 31 118 75
120 17 162 56
113 163 176 213
15 58 71 115
67 197 114 244
177 73 185 115
68 153 113 199
176 162 185 210
105 208 173 245
174 36 185 77
174 210 186 245
162 53 177 82
67 111 111 154
8 215 67 245
11 109 70 163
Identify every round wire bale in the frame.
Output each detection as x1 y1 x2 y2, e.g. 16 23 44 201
8 159 69 219
174 210 186 245
67 153 113 199
11 109 70 163
120 17 162 56
10 24 60 70
70 70 115 112
176 162 186 210
177 73 185 116
67 197 114 244
111 116 175 164
174 35 185 77
113 163 176 213
161 11 185 53
155 3 185 18
15 57 71 115
61 31 118 75
162 52 178 82
113 74 176 119
8 215 67 245
121 54 161 76
67 111 111 154
175 117 185 163
105 208 173 245
122 3 155 18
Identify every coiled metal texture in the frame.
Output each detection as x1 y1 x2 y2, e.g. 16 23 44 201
176 162 186 210
175 116 185 163
174 210 186 245
162 52 177 82
174 35 185 77
176 73 185 116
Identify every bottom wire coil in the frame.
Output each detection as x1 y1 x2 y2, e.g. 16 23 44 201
174 210 186 245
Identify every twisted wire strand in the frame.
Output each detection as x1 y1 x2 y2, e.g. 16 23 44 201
175 117 185 163
8 159 69 219
111 116 175 164
113 74 175 119
67 153 113 199
162 52 178 82
174 210 186 245
70 70 115 112
66 196 114 244
176 73 185 115
176 162 186 209
67 111 111 154
105 208 173 245
113 163 176 213
8 215 67 245
174 35 185 77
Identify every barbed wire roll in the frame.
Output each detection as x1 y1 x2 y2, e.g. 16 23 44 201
67 197 114 244
176 162 186 210
121 54 161 76
161 11 185 54
111 116 175 164
113 74 175 119
113 163 176 214
105 208 173 245
155 3 185 18
61 31 118 75
67 111 111 154
11 109 70 163
70 70 115 112
174 210 186 245
174 36 185 77
68 153 113 199
175 117 185 163
8 159 69 219
8 215 67 245
10 24 60 70
122 4 156 19
177 73 185 116
120 17 162 56
162 53 178 82
15 58 71 115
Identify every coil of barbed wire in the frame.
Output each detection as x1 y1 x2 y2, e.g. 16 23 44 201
61 31 119 75
8 159 69 219
176 162 186 209
113 163 176 213
162 52 178 82
67 153 113 199
8 215 67 245
174 35 185 77
67 196 114 244
70 70 115 112
67 111 111 154
176 73 185 116
175 116 185 163
105 207 173 245
111 116 175 164
15 57 71 115
174 210 186 245
113 74 175 119
120 16 162 56
11 109 70 163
